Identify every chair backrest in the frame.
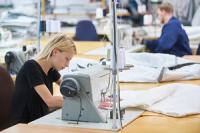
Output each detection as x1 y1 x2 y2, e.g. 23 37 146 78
196 44 200 55
74 20 99 41
0 66 14 130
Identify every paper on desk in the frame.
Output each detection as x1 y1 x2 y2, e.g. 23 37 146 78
120 83 200 117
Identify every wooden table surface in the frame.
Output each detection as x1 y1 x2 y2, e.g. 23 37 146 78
3 50 200 133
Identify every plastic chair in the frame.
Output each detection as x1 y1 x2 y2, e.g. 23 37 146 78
0 66 14 130
74 20 99 41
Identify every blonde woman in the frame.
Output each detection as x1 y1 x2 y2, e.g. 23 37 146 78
11 33 76 124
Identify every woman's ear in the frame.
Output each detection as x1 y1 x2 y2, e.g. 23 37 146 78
51 48 59 56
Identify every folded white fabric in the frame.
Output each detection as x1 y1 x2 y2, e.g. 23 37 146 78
119 65 162 82
120 86 175 108
120 83 200 117
148 83 200 117
161 64 200 82
120 53 200 82
125 53 189 67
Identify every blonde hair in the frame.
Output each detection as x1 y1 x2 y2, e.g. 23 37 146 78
158 2 174 13
35 33 76 60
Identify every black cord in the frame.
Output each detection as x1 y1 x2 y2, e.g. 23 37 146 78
100 32 110 42
104 71 112 94
76 95 82 124
168 62 200 70
106 76 114 123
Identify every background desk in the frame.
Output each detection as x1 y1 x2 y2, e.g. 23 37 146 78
74 41 108 54
120 79 200 90
183 55 200 62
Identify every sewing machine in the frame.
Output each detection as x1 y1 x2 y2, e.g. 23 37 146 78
60 65 110 123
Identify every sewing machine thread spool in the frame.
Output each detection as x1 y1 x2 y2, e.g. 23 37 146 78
118 47 125 70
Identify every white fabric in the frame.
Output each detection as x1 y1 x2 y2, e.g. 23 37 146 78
120 86 175 108
120 83 200 117
119 53 200 82
59 57 98 77
119 65 162 82
148 84 200 117
125 53 189 67
60 53 200 83
161 64 200 81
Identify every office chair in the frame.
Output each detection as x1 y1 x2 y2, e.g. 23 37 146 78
74 20 99 41
0 66 14 130
196 44 200 55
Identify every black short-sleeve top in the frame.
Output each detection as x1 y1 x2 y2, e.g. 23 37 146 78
11 60 60 123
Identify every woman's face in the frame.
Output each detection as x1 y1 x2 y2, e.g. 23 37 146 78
51 47 75 71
